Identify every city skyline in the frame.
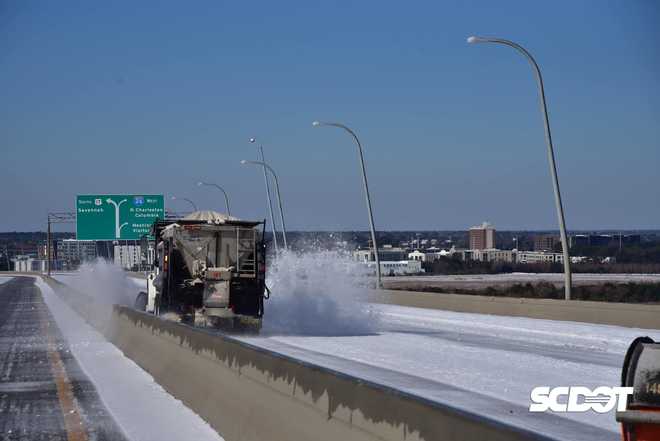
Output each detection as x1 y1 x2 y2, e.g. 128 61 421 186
1 1 659 231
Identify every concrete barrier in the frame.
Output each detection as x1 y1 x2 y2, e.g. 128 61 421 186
370 289 660 329
42 277 591 441
107 307 557 441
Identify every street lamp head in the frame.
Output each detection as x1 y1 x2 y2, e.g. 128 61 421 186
312 121 321 127
197 181 203 186
240 160 248 165
467 36 482 44
249 138 256 143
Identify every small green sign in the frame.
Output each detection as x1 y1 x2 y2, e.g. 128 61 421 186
76 195 164 240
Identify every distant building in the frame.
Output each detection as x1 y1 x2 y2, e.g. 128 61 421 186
469 222 495 250
452 248 564 265
472 249 515 263
12 255 46 272
407 250 426 261
354 245 423 276
114 245 142 270
622 234 642 245
534 235 559 252
353 245 408 263
408 249 452 263
362 260 423 276
448 248 471 261
570 233 641 248
56 239 97 264
517 251 564 264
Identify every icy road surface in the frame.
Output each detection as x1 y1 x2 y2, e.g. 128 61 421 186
240 304 660 436
36 277 225 441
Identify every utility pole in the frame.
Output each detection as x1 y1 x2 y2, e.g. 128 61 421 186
46 212 76 275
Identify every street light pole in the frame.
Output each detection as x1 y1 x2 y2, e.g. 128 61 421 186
312 121 382 288
47 216 51 276
467 36 572 300
250 138 279 254
241 160 288 250
197 181 231 216
170 196 198 212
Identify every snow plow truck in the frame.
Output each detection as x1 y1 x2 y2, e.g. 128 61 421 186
618 336 660 441
135 211 268 331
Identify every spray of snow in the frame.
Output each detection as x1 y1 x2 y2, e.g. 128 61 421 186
262 249 380 336
58 259 139 306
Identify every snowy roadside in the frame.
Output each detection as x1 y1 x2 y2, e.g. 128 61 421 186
34 276 225 441
241 303 660 434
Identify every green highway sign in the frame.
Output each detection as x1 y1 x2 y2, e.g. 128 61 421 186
76 195 164 240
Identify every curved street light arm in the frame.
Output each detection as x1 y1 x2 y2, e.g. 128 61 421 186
199 182 231 216
312 121 382 288
468 36 572 299
241 160 288 250
249 139 279 254
171 196 197 212
183 198 198 212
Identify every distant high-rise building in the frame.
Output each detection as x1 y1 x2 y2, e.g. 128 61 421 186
469 222 495 250
534 235 559 252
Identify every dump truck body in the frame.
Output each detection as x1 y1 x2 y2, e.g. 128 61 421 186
138 211 267 328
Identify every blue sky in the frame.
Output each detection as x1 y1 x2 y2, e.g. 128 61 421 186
1 1 658 231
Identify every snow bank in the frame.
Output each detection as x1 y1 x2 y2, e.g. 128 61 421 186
243 303 660 434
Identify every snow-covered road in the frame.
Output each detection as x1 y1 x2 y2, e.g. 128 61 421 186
52 267 660 438
240 304 660 436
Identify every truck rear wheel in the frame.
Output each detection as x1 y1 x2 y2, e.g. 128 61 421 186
134 292 148 311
